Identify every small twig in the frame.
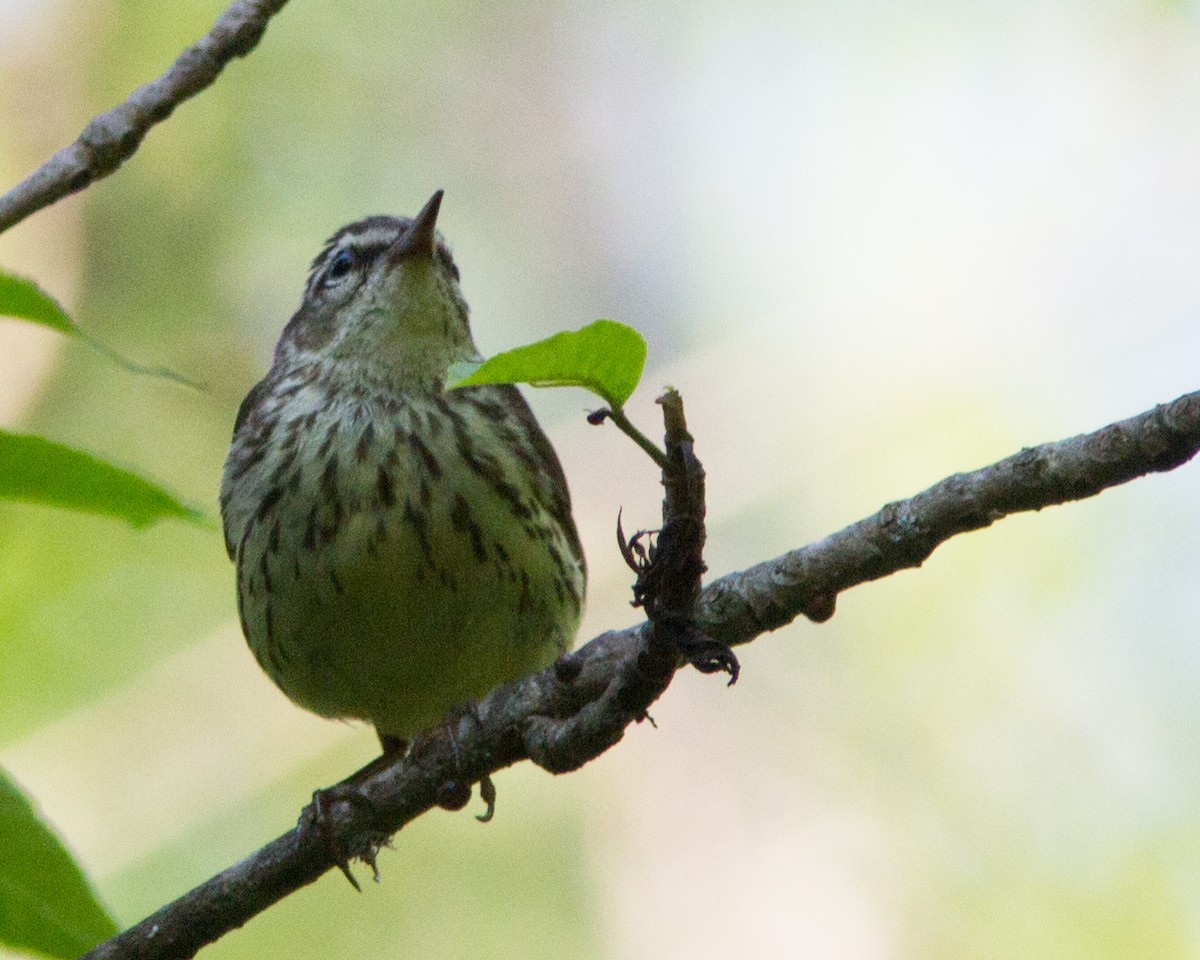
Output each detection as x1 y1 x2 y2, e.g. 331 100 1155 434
0 0 291 234
643 389 738 679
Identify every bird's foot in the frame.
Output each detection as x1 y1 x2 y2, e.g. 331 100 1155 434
300 737 408 890
431 701 496 822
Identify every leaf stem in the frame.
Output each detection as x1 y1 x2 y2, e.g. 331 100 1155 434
81 333 207 390
607 406 669 470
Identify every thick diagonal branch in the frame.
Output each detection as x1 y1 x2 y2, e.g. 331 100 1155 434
0 0 291 234
80 387 1200 960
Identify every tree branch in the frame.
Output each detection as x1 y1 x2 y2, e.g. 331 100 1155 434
698 389 1200 645
0 0 291 235
81 387 1200 960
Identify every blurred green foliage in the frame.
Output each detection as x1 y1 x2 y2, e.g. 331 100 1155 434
0 429 201 527
0 272 76 336
0 770 116 958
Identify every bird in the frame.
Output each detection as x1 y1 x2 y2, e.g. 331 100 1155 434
220 191 586 764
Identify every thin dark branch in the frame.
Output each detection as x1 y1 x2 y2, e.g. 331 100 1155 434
81 388 1200 960
0 0 291 235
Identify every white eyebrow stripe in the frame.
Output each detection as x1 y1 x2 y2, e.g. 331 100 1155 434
336 226 404 250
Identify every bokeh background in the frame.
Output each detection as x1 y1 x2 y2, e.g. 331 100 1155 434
2 0 1200 957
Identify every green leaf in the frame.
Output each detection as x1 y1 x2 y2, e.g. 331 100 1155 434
0 768 118 958
448 319 647 409
0 430 204 527
0 271 76 336
0 269 203 389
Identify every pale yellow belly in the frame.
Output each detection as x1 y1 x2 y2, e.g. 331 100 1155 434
267 504 572 738
236 423 582 740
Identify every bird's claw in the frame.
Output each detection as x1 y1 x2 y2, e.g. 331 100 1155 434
303 785 382 891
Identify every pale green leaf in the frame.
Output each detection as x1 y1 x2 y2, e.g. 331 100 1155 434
448 319 647 408
0 430 204 527
0 768 118 958
0 271 76 335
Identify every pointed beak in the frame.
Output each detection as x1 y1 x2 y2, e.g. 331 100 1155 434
391 189 444 260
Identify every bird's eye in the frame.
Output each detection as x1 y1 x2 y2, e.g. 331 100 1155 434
325 248 356 284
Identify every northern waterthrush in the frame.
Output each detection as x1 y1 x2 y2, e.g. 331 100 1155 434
220 191 586 747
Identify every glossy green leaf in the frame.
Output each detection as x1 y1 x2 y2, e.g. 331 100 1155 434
0 430 204 527
448 319 647 408
0 271 76 335
0 768 118 958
